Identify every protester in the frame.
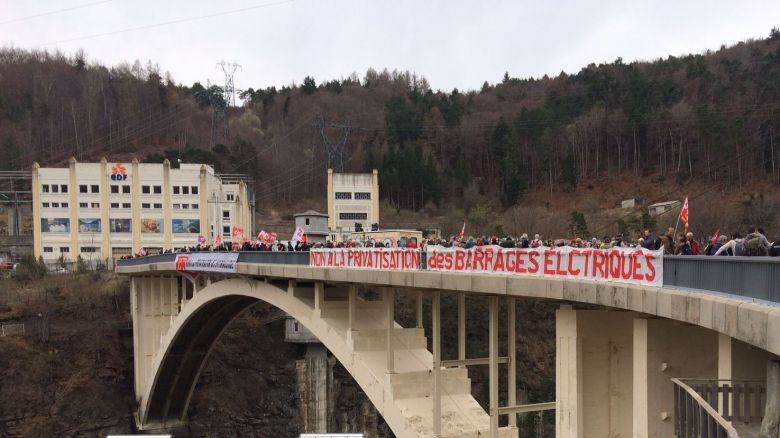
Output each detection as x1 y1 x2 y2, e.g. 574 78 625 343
686 232 699 255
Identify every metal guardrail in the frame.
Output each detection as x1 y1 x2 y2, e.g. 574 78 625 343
672 378 739 438
664 255 780 302
117 253 780 305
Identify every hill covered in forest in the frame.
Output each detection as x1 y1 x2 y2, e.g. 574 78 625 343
1 29 779 236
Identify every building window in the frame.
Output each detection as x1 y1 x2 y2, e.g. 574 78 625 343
182 186 189 195
153 185 162 194
110 203 119 208
42 202 50 208
42 184 49 193
61 184 68 193
335 192 352 200
355 192 371 200
122 186 130 194
91 185 99 193
153 203 162 209
43 247 53 253
305 218 310 225
222 225 230 234
142 203 150 209
51 202 59 208
122 203 131 209
226 194 235 201
173 186 180 195
173 204 180 209
181 204 189 209
79 202 88 208
222 210 230 218
79 185 88 193
339 212 367 220
61 202 68 208
191 203 198 209
81 247 98 253
51 184 59 193
191 186 198 195
111 185 119 194
91 202 100 208
60 247 69 253
142 185 150 194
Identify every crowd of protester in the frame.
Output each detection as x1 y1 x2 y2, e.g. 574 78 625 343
122 225 780 259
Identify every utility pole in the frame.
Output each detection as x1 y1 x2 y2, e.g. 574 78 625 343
312 116 352 172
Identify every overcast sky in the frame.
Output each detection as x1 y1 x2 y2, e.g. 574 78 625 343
2 0 778 94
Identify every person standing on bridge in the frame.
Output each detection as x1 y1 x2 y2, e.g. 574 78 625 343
660 227 675 254
686 232 700 255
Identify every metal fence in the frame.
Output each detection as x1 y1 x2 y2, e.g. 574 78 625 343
1 323 25 336
672 378 738 438
663 256 780 303
117 253 780 305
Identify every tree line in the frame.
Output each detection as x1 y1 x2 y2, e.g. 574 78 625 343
0 29 778 213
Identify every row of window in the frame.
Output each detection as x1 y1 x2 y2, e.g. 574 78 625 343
334 192 372 200
172 185 199 195
41 218 202 233
338 212 368 220
43 184 202 195
42 202 69 208
43 246 96 253
44 202 201 210
41 184 68 193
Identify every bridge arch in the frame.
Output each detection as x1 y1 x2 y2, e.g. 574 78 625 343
136 277 426 437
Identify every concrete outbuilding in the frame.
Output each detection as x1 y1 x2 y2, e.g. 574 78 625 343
294 210 329 244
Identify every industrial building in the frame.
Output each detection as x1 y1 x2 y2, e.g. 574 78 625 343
326 169 379 241
32 158 252 263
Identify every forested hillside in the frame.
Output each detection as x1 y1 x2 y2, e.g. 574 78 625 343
1 29 779 231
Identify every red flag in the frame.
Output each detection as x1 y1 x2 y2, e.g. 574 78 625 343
459 222 466 240
215 235 223 246
232 226 244 239
680 196 689 233
711 229 720 245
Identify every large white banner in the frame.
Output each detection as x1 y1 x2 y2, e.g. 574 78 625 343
425 245 663 287
310 248 421 271
174 252 239 273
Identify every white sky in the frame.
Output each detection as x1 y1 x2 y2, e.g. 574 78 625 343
1 0 778 93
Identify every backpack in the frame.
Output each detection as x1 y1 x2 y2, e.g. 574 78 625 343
734 240 745 256
744 235 768 256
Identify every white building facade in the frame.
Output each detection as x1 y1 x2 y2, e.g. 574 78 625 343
32 158 251 264
326 169 379 241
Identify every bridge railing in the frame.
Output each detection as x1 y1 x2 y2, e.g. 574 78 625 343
664 255 780 302
672 378 738 438
116 252 780 304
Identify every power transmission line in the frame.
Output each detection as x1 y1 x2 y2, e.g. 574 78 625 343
0 0 115 25
37 0 297 47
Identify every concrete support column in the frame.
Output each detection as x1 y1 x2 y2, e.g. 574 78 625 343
162 159 172 251
432 290 442 437
385 287 394 374
131 158 141 252
68 158 78 258
415 291 423 329
458 292 466 366
347 285 356 339
32 162 41 258
488 296 499 438
131 276 141 396
555 306 581 438
632 318 718 438
314 282 324 315
507 297 517 428
99 158 110 260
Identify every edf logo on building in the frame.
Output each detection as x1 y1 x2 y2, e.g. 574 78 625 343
111 162 128 181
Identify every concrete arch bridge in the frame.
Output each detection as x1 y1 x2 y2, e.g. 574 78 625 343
117 251 780 438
